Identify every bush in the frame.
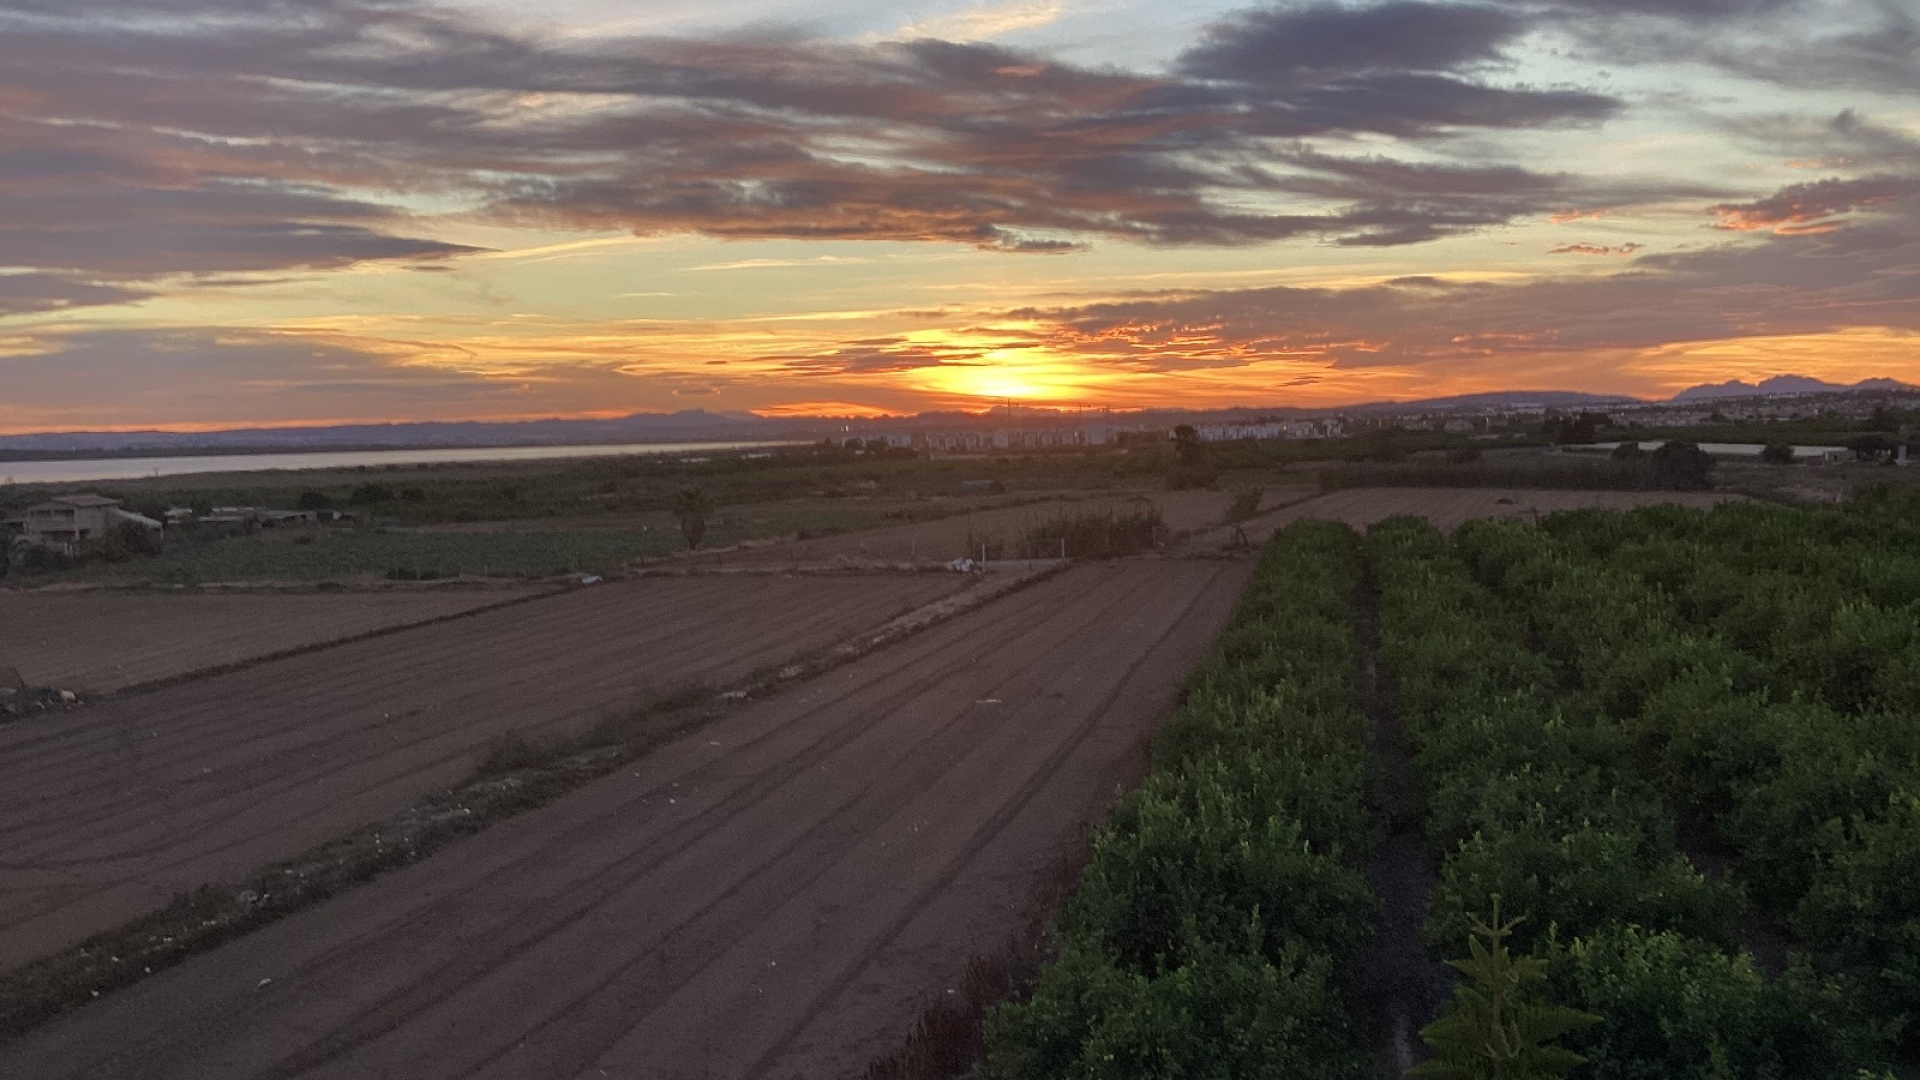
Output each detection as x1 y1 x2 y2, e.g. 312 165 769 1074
1062 773 1375 974
349 483 394 506
18 545 72 574
1761 442 1796 465
988 521 1376 1077
296 491 333 510
1026 509 1164 559
989 927 1370 1080
1647 442 1715 490
1552 926 1890 1080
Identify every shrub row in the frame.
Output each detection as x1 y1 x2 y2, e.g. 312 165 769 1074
986 520 1379 1079
1368 515 1889 1078
1450 511 1909 1068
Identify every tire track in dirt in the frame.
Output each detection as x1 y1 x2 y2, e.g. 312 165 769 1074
0 588 550 697
229 573 1153 1078
0 580 919 852
0 580 916 840
0 560 1251 1080
737 572 1218 1078
0 574 972 965
0 575 904 777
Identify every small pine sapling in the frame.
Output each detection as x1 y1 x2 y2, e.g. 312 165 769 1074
1411 897 1599 1080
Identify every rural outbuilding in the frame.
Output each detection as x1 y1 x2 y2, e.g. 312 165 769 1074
12 495 161 553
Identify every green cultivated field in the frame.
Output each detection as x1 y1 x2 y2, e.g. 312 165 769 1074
989 492 1920 1078
9 500 911 584
989 521 1381 1078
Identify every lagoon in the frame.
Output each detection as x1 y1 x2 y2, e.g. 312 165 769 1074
0 441 800 485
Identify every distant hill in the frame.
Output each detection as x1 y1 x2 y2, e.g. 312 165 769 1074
1346 390 1636 413
4 380 1913 456
0 410 781 454
1673 375 1916 402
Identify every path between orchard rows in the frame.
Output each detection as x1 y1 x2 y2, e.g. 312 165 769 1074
0 559 1251 1079
1355 571 1444 1075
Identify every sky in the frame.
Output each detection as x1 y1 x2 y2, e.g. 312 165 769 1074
0 0 1915 432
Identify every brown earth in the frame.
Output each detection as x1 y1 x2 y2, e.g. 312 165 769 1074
0 587 546 695
1193 486 1741 548
0 559 1251 1079
0 572 971 966
683 488 1234 567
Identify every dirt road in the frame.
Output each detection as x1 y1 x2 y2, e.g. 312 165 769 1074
0 587 545 694
0 572 969 966
0 560 1251 1079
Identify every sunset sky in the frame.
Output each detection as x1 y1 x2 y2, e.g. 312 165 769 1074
1 0 1915 432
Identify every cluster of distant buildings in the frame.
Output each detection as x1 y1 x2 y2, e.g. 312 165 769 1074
4 495 347 556
877 417 1344 453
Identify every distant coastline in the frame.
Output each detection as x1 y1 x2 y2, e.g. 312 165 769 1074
0 441 803 486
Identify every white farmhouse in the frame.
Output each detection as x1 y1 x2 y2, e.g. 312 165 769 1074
10 495 161 553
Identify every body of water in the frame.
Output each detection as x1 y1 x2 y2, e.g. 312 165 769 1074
0 441 801 485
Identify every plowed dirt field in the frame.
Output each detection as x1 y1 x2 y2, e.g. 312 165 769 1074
0 588 545 694
0 560 1251 1079
0 573 970 966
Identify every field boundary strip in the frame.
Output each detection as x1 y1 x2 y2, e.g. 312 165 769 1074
0 559 1073 1043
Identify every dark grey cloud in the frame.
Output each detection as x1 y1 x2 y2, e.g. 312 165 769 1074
1700 1 1917 92
770 338 994 377
0 274 148 317
1180 2 1526 87
1722 109 1920 171
1548 0 1914 91
0 327 499 421
1713 174 1917 234
0 326 680 427
1542 0 1802 20
0 0 1635 295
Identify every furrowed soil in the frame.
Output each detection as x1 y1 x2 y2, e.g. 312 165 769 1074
0 587 546 694
0 559 1251 1079
0 572 970 966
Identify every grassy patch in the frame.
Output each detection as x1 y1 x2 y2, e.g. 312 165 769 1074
1021 508 1165 560
11 502 907 585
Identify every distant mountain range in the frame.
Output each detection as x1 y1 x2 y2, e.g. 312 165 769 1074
1344 390 1636 412
1672 376 1915 402
1 378 1911 456
0 410 779 454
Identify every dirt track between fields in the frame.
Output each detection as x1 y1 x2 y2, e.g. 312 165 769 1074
0 559 1251 1079
0 573 971 966
0 588 546 694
